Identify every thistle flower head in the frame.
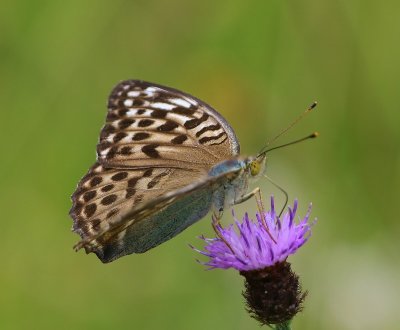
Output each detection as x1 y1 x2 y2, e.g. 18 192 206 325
196 197 313 271
192 196 315 328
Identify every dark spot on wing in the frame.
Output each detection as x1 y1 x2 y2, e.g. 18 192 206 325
83 190 96 202
101 194 118 205
199 132 226 144
90 177 103 187
106 112 119 121
84 203 97 217
118 109 129 117
142 144 160 158
132 132 150 141
101 184 114 192
173 107 196 115
138 119 154 127
106 146 118 159
118 119 135 129
120 146 131 155
128 177 139 187
111 172 128 181
143 169 153 177
184 113 209 129
101 124 116 138
171 134 187 144
125 188 136 199
113 132 127 143
132 99 145 107
157 120 178 132
147 171 169 189
151 109 167 118
97 141 112 151
195 123 221 137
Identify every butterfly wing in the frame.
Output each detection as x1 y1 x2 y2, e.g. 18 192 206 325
70 80 240 261
97 79 240 168
73 167 243 263
70 162 204 244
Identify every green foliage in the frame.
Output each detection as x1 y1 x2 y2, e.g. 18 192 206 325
1 1 399 329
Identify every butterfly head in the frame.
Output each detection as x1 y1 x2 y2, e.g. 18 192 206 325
247 153 267 179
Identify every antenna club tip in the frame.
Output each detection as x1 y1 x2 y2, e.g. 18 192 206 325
308 101 318 111
311 131 319 138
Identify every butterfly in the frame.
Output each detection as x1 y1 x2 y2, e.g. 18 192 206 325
70 80 274 263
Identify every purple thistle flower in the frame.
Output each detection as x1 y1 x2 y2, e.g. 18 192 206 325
195 196 313 272
192 196 315 328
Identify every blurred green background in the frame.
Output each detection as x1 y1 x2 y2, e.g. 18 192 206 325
1 1 399 329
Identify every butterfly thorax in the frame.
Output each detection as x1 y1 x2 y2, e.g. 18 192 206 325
208 155 266 213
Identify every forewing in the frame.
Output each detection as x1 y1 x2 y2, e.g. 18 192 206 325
97 80 240 169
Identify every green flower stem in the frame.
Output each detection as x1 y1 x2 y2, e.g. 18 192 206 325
274 321 291 330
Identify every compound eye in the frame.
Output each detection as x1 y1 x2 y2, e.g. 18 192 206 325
250 160 261 176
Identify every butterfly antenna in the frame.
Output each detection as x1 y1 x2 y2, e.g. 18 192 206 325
259 131 319 156
264 175 288 218
258 101 317 156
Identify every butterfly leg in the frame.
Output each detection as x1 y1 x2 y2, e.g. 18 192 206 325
234 187 267 220
211 213 235 254
211 209 223 227
235 187 277 244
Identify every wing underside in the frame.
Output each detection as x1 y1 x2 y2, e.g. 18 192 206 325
73 167 241 263
70 80 241 261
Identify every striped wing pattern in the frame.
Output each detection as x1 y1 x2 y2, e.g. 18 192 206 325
70 80 240 261
97 80 238 168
